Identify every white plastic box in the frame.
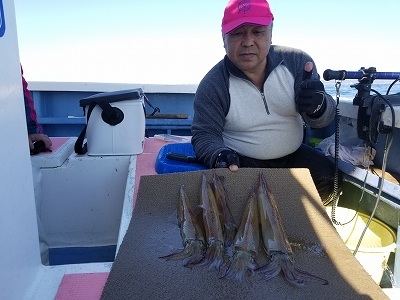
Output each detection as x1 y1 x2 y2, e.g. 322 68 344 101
79 89 145 156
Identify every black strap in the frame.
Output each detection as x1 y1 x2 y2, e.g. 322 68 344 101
143 93 160 116
74 101 97 154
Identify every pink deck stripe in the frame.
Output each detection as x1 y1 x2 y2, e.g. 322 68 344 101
49 137 71 152
143 137 169 153
55 272 109 300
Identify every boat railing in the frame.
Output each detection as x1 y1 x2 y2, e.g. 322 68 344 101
29 81 198 137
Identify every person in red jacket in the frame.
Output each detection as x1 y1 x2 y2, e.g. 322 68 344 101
21 66 52 152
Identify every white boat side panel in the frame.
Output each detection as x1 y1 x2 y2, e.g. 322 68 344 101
0 1 43 299
339 99 400 128
39 154 130 248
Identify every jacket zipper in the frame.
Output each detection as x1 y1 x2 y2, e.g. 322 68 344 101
232 73 271 115
260 92 270 115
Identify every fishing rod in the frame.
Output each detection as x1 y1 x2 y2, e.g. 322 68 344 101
323 67 400 81
323 66 399 255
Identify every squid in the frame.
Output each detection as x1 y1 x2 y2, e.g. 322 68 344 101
223 188 259 282
256 172 329 286
160 184 206 268
211 172 237 247
199 173 227 272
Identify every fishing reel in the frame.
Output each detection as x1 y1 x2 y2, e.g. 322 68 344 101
323 67 400 144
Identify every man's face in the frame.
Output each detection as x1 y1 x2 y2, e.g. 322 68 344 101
223 24 272 75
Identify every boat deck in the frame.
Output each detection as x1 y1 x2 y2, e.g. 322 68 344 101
42 137 399 299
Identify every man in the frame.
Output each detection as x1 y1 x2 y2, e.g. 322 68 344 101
191 0 340 203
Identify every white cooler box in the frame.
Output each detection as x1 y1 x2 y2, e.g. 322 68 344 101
75 89 145 156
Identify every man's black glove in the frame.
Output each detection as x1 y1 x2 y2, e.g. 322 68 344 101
296 70 326 116
214 150 240 168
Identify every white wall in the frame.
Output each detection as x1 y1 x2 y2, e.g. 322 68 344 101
0 0 42 299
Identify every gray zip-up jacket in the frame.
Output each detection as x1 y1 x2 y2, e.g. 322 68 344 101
191 45 336 168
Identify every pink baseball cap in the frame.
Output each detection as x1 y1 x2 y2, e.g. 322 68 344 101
222 0 274 34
